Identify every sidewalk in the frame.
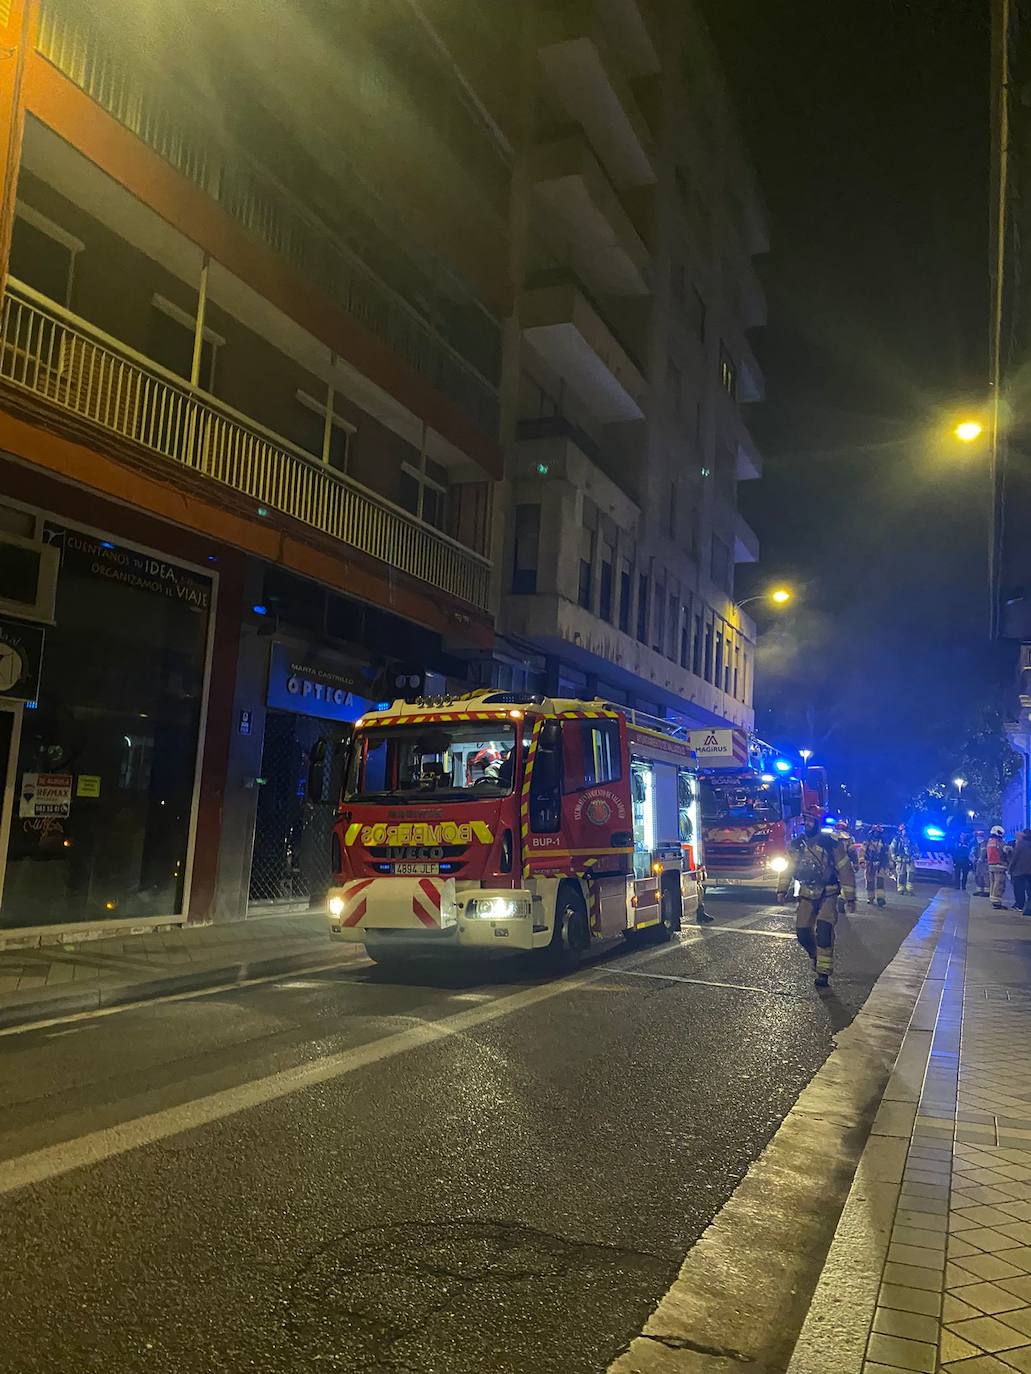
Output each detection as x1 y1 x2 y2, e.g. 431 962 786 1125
790 894 1031 1374
0 911 357 1029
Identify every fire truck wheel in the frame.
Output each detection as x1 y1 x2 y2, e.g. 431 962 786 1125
656 885 680 942
548 884 590 970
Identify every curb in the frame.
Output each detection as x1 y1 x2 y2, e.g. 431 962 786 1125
0 944 364 1030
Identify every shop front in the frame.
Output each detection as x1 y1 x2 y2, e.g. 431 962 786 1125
247 642 378 910
0 519 213 930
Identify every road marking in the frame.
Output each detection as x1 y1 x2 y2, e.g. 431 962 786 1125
703 926 797 941
0 925 734 1196
607 968 805 998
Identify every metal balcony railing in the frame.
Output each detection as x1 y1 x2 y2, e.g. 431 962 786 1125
0 282 492 611
35 0 501 440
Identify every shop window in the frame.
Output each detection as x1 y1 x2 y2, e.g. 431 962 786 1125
148 295 221 390
1 525 212 928
562 718 621 792
9 205 81 308
295 389 355 475
512 503 540 595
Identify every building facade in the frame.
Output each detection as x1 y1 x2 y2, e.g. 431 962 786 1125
0 0 765 939
494 0 766 728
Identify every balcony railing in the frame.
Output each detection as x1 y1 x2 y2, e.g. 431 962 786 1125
35 0 500 440
0 282 492 611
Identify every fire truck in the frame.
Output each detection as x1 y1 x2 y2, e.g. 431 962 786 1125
326 693 705 965
691 729 827 884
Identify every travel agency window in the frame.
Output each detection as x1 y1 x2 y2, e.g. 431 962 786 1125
0 525 213 929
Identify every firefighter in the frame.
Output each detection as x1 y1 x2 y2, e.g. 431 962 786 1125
971 831 989 896
890 824 917 895
834 820 857 915
864 825 890 907
988 826 1011 909
777 809 856 988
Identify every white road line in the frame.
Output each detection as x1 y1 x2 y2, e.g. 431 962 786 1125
0 927 719 1196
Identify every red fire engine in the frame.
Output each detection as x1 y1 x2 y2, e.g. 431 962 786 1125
691 730 828 885
326 693 705 965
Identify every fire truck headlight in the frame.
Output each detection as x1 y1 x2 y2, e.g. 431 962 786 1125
769 856 789 874
328 895 345 917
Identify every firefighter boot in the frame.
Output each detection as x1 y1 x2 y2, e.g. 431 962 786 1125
814 919 833 989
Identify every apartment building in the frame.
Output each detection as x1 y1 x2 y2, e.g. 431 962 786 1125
494 0 766 728
0 0 515 935
0 0 766 939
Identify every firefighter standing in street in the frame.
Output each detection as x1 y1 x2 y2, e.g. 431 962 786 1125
864 825 891 907
777 810 857 988
890 824 917 896
971 831 989 897
834 820 858 914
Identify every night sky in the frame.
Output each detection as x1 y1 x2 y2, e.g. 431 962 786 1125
700 0 999 819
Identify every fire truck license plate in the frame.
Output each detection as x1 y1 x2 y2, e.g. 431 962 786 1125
393 863 440 875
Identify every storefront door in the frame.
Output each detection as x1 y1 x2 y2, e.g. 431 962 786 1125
0 704 22 908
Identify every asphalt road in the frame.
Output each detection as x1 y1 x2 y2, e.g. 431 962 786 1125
0 885 927 1374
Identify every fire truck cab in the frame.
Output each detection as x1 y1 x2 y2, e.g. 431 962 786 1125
326 693 704 964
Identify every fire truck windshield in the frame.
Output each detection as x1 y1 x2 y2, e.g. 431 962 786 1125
701 778 783 825
345 722 519 803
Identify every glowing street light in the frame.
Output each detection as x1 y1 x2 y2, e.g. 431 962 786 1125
799 748 813 762
954 420 984 443
954 776 968 796
737 586 794 610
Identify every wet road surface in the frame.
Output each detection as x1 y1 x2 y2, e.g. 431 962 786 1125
0 886 927 1374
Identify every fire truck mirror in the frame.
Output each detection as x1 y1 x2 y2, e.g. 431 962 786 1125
539 720 561 752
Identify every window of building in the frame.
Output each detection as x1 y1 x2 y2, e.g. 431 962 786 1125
399 452 448 531
9 204 82 308
711 534 732 592
619 559 632 634
666 359 683 417
637 573 650 643
734 643 741 698
719 344 737 400
715 628 724 685
578 533 595 610
668 592 678 660
295 389 356 475
511 503 540 594
599 545 614 622
149 294 222 391
653 578 666 652
703 619 714 682
680 604 691 668
692 614 702 676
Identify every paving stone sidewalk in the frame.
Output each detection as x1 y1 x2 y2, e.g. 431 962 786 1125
0 911 356 1028
789 893 1031 1374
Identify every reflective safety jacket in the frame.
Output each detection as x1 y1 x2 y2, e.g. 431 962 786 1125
777 834 857 902
890 833 915 863
864 837 890 871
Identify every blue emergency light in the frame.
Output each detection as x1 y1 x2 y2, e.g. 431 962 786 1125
773 760 792 773
924 825 945 841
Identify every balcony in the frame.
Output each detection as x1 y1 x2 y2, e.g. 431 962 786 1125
0 282 492 610
735 432 763 482
34 1 500 441
538 3 656 190
734 513 760 565
522 277 646 422
532 134 650 297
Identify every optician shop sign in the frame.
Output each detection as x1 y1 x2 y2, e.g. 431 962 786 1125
266 642 375 723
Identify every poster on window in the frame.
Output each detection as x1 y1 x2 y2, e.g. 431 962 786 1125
19 772 72 818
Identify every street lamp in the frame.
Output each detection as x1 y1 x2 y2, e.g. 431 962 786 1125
954 776 967 797
954 420 984 443
736 586 793 610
